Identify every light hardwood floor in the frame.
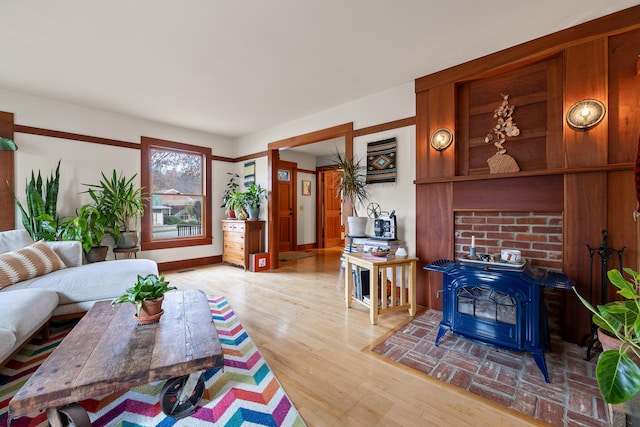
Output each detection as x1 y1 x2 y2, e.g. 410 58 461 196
166 248 546 427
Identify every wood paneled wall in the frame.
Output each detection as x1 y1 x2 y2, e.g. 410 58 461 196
415 6 640 343
0 112 15 231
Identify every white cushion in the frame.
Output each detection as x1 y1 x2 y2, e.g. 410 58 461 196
7 259 158 306
0 288 58 340
0 328 17 362
0 230 34 254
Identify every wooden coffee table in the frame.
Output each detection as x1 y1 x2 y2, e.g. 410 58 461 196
8 289 224 426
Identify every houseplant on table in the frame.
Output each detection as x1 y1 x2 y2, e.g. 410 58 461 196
111 273 176 324
332 150 369 237
221 172 240 219
244 183 266 219
85 170 145 249
226 191 248 220
574 267 640 405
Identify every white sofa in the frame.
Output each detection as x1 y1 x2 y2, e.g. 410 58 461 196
0 229 158 365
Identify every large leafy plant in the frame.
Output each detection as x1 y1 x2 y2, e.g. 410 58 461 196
47 205 106 253
332 150 368 217
111 273 176 318
574 267 640 404
84 170 145 244
9 160 61 241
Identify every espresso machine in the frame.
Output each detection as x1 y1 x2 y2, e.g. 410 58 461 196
373 210 397 240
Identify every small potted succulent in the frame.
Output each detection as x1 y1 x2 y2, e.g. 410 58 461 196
574 267 640 405
111 273 177 324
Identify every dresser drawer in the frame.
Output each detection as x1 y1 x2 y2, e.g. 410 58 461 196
222 221 245 233
223 231 245 244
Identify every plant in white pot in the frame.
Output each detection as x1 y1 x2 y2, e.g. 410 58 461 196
332 150 369 237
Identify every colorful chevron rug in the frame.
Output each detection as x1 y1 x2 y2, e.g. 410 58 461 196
0 296 305 427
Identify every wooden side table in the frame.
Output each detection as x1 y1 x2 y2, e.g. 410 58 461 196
344 253 418 324
113 246 140 259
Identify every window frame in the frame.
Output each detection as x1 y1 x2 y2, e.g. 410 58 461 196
140 136 212 250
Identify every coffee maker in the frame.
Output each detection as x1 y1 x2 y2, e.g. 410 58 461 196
374 210 397 240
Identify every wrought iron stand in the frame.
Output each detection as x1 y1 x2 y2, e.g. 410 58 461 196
581 229 625 360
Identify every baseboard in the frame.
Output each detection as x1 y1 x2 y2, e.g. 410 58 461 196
158 255 221 273
296 243 316 251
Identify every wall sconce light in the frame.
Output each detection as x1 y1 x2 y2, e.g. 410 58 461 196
566 99 606 130
0 137 17 151
430 128 453 151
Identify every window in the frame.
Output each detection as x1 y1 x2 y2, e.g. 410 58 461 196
141 137 211 250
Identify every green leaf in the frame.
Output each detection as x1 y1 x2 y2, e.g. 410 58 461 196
596 350 640 404
0 137 17 151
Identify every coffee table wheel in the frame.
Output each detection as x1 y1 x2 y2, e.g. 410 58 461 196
160 374 205 419
56 403 91 427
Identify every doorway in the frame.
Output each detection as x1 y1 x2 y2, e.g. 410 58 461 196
318 168 343 248
267 123 354 269
276 161 296 252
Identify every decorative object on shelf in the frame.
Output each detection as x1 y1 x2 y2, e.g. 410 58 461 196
366 137 397 184
111 273 176 324
243 161 255 187
301 180 311 196
566 99 606 130
0 137 17 151
485 94 521 174
430 128 453 151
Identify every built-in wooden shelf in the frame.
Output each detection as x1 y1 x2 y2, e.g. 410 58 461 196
414 162 634 185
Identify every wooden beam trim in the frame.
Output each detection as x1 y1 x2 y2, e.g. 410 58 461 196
15 125 137 149
353 116 416 137
268 123 353 151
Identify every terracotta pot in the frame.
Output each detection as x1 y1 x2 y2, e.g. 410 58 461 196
136 296 164 324
226 209 236 219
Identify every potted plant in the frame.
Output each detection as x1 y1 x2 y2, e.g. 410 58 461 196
85 170 145 249
226 191 248 220
244 183 265 219
8 160 61 241
41 204 108 262
111 273 177 324
332 150 369 237
574 267 640 405
221 173 240 219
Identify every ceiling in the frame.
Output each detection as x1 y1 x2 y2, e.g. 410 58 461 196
1 1 637 139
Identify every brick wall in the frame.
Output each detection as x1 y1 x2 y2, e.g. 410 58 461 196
454 212 563 271
454 211 564 333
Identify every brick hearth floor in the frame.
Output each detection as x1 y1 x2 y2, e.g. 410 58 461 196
372 310 607 427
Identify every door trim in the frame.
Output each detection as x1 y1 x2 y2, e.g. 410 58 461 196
267 123 354 269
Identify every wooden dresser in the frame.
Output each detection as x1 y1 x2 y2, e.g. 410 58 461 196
221 220 266 269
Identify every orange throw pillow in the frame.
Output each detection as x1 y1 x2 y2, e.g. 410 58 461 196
0 240 67 289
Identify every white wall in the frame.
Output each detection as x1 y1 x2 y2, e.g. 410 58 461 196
2 79 417 262
236 81 417 256
0 88 233 264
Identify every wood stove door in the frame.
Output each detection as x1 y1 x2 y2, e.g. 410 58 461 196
451 280 526 351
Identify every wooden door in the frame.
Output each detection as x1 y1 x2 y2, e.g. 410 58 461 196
322 169 343 248
277 162 295 252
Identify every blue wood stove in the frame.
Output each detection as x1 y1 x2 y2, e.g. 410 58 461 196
425 259 573 383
